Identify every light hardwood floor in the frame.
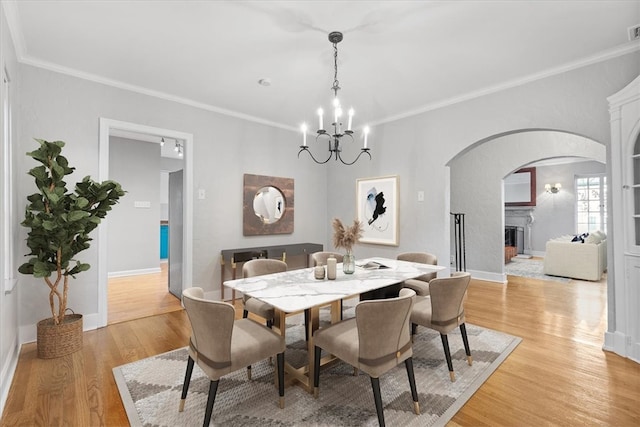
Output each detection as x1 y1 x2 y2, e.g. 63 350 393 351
2 272 639 426
107 263 183 324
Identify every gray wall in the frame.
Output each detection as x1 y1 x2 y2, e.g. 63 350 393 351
449 131 605 277
16 63 328 329
326 53 638 282
9 37 640 358
108 136 161 274
531 160 606 253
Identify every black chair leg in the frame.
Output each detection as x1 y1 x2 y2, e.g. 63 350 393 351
370 376 385 427
411 323 418 336
340 299 344 320
242 309 249 318
203 380 219 427
277 352 285 408
179 356 195 412
404 357 420 414
440 334 455 381
304 309 310 341
313 345 322 398
266 319 273 329
460 323 472 365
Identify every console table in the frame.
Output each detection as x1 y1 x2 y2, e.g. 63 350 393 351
220 242 323 301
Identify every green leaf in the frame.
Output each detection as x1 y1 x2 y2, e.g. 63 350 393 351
67 210 90 222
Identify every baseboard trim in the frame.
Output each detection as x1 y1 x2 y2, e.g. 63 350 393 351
19 312 101 345
466 269 507 284
0 335 20 419
108 267 161 278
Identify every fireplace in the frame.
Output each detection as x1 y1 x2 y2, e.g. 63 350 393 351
505 225 524 254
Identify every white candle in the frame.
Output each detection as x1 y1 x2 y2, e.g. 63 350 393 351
301 123 307 146
347 108 354 131
363 126 370 148
317 108 324 131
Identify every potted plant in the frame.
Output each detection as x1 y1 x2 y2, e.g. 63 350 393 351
18 139 125 358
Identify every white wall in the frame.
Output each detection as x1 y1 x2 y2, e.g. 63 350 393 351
0 3 20 415
108 136 161 274
531 160 606 254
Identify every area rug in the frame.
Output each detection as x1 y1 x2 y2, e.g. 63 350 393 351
114 310 521 427
504 258 571 283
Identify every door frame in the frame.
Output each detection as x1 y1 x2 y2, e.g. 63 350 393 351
98 118 193 327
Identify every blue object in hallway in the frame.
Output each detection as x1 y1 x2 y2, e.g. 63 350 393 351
160 224 168 259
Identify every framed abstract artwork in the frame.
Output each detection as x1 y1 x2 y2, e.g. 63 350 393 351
356 175 399 246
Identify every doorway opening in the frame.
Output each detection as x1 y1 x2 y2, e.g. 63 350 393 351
98 118 193 327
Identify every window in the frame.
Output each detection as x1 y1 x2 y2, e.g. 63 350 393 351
575 174 607 234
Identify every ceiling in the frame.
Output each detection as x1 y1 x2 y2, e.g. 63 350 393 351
3 1 640 132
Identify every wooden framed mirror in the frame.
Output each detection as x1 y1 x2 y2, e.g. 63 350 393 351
504 167 536 207
243 174 294 235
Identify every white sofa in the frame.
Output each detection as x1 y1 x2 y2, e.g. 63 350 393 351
543 231 607 281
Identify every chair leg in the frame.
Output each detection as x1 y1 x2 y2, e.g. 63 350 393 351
313 345 321 398
404 357 420 415
277 352 285 409
179 356 195 412
266 319 273 329
243 309 249 318
440 333 456 382
460 323 473 366
370 376 386 427
411 323 418 342
304 309 310 341
340 299 344 320
203 380 219 427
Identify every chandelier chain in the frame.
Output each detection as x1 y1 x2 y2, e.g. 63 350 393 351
332 41 340 97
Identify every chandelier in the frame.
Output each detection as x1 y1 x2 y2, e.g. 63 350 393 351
298 31 371 165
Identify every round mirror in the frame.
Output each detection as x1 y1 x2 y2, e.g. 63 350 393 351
253 186 285 224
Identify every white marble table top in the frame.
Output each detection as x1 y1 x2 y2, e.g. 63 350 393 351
223 257 445 313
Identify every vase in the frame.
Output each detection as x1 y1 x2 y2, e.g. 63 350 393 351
343 250 356 274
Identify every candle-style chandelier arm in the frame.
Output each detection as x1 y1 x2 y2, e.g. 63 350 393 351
298 146 334 164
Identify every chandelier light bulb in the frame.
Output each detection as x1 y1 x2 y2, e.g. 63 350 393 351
301 123 308 147
317 108 324 130
363 126 370 149
347 108 354 131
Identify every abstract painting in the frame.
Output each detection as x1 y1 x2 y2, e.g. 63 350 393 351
356 175 399 245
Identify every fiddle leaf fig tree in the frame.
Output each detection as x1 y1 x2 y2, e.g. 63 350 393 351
18 139 125 325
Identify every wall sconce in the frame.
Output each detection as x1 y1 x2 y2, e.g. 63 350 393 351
545 183 561 194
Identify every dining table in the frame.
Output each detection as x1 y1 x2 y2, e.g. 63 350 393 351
223 256 446 392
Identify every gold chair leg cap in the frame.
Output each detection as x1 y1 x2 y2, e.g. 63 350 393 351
279 396 285 409
414 401 420 415
467 355 473 366
314 387 319 399
178 399 185 412
449 371 456 382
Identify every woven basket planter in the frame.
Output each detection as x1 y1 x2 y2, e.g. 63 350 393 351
36 314 83 359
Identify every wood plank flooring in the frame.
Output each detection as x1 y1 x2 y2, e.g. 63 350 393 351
2 272 640 426
107 263 183 324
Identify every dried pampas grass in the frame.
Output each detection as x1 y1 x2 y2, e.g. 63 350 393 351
332 218 363 251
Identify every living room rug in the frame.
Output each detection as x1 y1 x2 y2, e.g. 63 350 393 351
504 258 571 283
113 309 520 427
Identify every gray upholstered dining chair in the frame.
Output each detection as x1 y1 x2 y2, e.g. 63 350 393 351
180 287 285 427
313 288 419 427
397 252 438 296
410 272 472 382
241 258 287 328
311 251 344 267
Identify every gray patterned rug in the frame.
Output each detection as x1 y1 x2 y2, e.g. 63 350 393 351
113 309 520 426
504 258 571 283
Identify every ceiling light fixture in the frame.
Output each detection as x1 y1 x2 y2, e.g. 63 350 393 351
298 31 371 165
174 140 183 157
